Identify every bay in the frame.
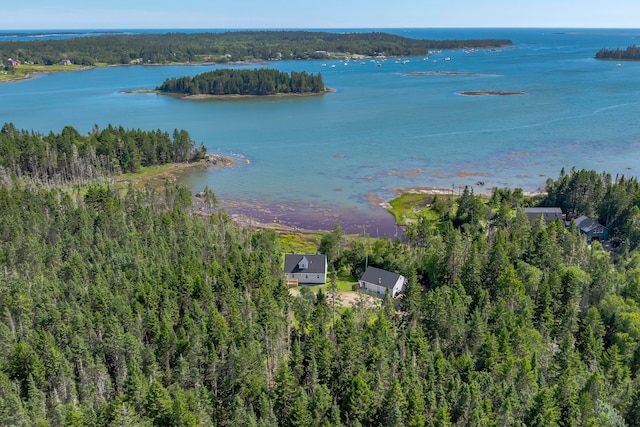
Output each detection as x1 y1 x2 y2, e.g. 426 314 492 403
2 28 640 233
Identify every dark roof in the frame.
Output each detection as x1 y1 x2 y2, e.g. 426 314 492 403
360 266 403 289
525 207 563 214
574 216 605 233
284 254 327 274
524 207 563 223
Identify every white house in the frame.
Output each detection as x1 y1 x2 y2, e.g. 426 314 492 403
284 253 327 286
359 266 406 298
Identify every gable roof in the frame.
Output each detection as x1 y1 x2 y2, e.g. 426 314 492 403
525 207 562 214
524 207 563 223
574 216 605 233
284 254 327 275
360 266 403 289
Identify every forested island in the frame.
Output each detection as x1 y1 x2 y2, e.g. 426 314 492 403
157 69 326 97
595 44 640 60
1 121 640 425
0 31 512 66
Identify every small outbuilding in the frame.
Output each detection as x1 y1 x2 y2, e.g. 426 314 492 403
284 253 327 286
574 216 608 242
359 266 406 298
524 207 564 224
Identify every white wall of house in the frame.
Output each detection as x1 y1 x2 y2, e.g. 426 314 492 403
288 272 326 285
360 281 387 296
359 277 405 298
391 278 405 297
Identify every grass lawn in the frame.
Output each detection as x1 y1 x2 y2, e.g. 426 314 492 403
290 269 358 293
388 192 437 225
114 162 210 192
278 232 324 254
0 64 91 82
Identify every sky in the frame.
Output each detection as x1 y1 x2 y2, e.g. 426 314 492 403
3 0 640 30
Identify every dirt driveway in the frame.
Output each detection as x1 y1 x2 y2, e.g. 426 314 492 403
289 289 379 308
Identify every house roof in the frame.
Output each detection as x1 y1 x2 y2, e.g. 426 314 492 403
284 254 327 274
574 216 605 233
524 207 563 223
360 266 403 289
525 207 563 214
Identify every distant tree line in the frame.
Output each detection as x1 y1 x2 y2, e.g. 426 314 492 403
595 45 640 60
157 68 325 96
0 31 513 65
0 123 205 185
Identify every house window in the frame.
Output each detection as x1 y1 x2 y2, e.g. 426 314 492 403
306 275 308 279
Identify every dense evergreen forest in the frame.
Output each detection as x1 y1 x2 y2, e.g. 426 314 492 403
595 45 640 60
541 167 640 248
1 117 640 426
157 69 325 96
0 31 513 66
0 123 205 185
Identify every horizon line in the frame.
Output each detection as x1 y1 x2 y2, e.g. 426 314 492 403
2 26 640 31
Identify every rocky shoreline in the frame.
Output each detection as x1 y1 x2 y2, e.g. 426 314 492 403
457 90 527 96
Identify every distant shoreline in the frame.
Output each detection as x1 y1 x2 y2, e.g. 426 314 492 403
0 64 94 84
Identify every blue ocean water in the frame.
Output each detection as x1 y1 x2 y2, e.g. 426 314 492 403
1 28 640 232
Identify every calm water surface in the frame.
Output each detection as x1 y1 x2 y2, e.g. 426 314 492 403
2 28 640 232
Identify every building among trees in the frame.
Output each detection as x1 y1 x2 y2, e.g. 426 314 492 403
524 207 564 224
359 266 406 298
575 215 609 242
284 253 327 286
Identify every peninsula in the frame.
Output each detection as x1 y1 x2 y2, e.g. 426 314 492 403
0 30 512 67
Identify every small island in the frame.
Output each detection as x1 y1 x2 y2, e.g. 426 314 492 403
457 90 527 96
595 45 640 61
156 68 326 98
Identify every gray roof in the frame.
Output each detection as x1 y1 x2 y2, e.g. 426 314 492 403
525 207 563 214
524 207 563 223
360 266 403 289
574 216 605 233
284 254 327 274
